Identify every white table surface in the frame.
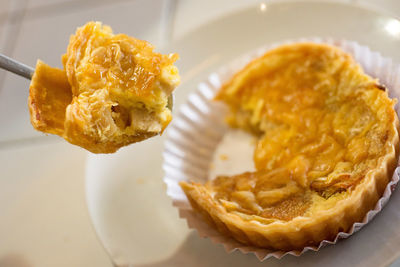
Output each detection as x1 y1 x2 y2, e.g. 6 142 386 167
1 0 400 266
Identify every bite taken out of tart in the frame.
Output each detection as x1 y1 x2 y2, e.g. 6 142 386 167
180 43 399 251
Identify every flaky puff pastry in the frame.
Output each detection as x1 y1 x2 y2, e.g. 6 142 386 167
180 43 399 250
29 22 180 153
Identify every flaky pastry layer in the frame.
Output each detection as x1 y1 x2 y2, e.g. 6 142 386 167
29 22 180 153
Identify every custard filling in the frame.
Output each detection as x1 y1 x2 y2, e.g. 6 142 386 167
181 43 396 223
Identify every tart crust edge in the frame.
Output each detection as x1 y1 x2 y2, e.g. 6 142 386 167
180 108 399 251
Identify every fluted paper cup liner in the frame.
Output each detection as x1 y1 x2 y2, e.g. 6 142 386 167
162 38 400 260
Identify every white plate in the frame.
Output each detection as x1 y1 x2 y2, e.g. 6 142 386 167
86 2 400 266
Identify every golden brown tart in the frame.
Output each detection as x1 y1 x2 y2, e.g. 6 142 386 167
180 43 399 250
29 21 180 153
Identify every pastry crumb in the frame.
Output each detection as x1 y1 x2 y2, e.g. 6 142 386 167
219 154 229 161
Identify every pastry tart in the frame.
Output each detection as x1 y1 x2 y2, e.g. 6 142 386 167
180 43 399 250
29 22 180 153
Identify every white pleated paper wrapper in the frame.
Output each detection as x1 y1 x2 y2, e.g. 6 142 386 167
162 38 400 260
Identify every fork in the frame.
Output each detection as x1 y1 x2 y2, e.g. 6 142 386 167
0 53 34 80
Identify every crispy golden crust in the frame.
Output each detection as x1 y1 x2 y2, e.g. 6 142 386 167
28 60 72 136
180 43 399 250
28 22 180 153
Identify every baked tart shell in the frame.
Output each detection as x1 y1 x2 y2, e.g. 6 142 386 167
163 39 400 257
180 134 398 250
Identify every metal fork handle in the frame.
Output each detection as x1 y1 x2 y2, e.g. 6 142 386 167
0 54 34 80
